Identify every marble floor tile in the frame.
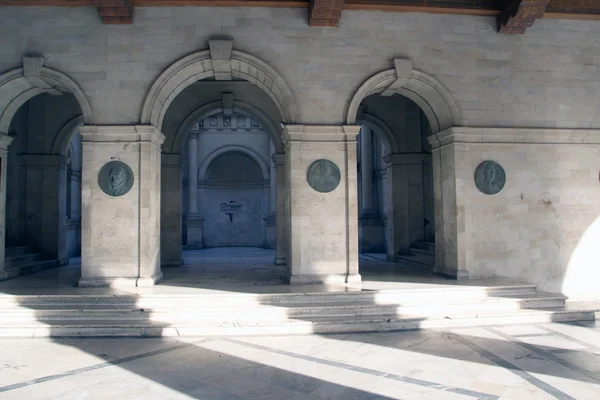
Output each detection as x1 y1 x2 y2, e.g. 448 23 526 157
1 322 600 399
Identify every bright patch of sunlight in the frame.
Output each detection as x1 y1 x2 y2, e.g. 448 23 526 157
563 215 600 300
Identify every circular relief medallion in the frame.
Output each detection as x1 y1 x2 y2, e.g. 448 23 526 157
307 159 341 193
475 160 506 195
98 161 134 197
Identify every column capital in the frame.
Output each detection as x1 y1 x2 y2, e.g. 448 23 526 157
188 131 200 140
283 125 360 143
161 153 182 166
80 125 165 147
0 133 14 152
271 153 285 166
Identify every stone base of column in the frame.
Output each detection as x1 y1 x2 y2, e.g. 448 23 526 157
274 257 287 265
289 273 361 285
185 214 204 250
439 268 470 280
79 271 163 288
263 213 276 249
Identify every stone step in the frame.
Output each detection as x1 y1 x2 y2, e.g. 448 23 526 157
0 284 539 307
0 307 594 338
5 253 43 269
408 247 435 258
2 260 59 280
395 254 434 271
412 241 435 253
0 295 567 322
5 246 32 258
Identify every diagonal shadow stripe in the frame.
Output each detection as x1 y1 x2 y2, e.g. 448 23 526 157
224 337 500 400
486 327 600 385
0 339 210 394
449 332 576 400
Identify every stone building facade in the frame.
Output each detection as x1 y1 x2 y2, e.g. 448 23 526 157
1 6 600 299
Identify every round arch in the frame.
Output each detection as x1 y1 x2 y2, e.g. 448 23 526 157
346 69 459 134
141 49 299 131
198 145 270 183
51 114 84 156
356 112 399 155
169 100 283 154
0 67 92 135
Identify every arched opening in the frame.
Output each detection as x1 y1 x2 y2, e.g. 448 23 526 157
356 94 435 267
151 42 293 282
3 93 86 279
347 63 459 278
0 59 91 281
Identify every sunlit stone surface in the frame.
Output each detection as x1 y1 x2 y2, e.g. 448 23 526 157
0 321 599 399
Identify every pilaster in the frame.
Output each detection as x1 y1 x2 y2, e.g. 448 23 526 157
79 125 165 287
272 152 287 265
161 153 183 266
283 125 360 284
0 134 14 280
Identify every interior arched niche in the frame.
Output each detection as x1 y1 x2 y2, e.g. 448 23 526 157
159 79 286 266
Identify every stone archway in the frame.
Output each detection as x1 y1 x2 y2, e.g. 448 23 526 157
347 61 462 278
346 59 459 134
0 58 92 280
140 39 299 131
0 58 93 135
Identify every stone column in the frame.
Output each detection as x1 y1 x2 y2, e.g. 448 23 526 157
384 154 410 261
79 125 164 287
360 127 374 212
161 153 183 266
185 132 203 249
0 134 14 280
428 130 468 279
273 153 286 265
263 142 277 249
284 125 360 284
21 154 69 266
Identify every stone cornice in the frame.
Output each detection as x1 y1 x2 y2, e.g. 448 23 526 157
283 125 360 143
0 133 14 151
428 127 600 149
80 125 165 147
271 153 285 166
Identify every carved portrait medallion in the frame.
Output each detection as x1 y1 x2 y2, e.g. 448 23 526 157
475 160 506 195
98 161 134 197
307 159 341 193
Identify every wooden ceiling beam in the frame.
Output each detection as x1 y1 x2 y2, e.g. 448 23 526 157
309 0 346 27
497 0 550 33
92 0 133 23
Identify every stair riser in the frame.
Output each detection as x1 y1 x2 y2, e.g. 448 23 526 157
5 254 43 268
394 257 433 271
0 299 568 322
413 243 435 253
0 311 594 338
5 247 32 258
4 261 58 276
0 288 540 308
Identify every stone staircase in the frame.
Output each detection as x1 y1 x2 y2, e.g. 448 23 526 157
0 283 596 337
395 241 436 270
3 246 58 280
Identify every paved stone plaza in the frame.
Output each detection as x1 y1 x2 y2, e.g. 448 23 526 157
0 321 599 399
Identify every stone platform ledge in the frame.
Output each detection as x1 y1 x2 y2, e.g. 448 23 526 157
79 272 163 288
274 257 287 265
289 274 362 285
438 268 470 280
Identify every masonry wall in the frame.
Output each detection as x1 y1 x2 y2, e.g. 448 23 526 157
0 7 599 127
